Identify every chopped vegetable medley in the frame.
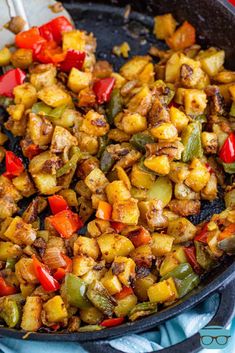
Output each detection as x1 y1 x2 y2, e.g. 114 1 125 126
0 13 234 333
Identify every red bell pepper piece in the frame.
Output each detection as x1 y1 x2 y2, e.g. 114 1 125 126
219 133 235 163
184 246 201 274
93 77 115 104
110 221 126 233
100 317 125 327
48 195 69 215
49 210 83 238
4 151 24 178
128 227 151 248
35 41 66 64
0 68 26 97
115 287 134 300
59 50 86 72
32 255 60 292
39 16 73 44
15 27 46 51
24 144 41 160
219 223 235 241
0 277 17 297
53 254 72 281
195 223 209 244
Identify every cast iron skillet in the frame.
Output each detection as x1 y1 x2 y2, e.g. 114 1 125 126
0 1 235 352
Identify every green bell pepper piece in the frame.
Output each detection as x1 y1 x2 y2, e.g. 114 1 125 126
0 298 20 328
194 114 207 123
64 273 91 309
49 105 67 119
195 241 215 270
97 136 108 159
130 133 155 153
106 89 123 125
32 102 52 115
174 273 200 298
181 122 203 162
100 150 115 173
218 235 235 254
160 263 194 281
5 258 17 270
79 325 103 332
56 148 82 177
128 302 157 321
0 96 14 108
223 162 235 174
86 280 115 317
230 102 235 117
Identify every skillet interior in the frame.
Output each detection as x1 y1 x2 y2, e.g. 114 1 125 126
0 0 235 341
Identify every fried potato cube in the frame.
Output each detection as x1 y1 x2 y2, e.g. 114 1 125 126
184 89 207 115
21 296 42 331
185 158 210 192
153 14 177 40
198 48 225 77
120 56 151 80
85 168 109 193
151 123 178 141
38 84 72 107
148 278 178 303
7 104 25 121
144 155 170 175
121 113 147 134
43 296 68 323
72 255 96 276
101 269 122 295
80 110 109 137
112 198 140 225
131 164 155 189
13 83 37 109
151 233 174 256
167 217 197 243
62 30 86 51
34 173 61 195
74 236 100 260
113 256 136 287
30 63 57 90
68 68 92 93
169 106 189 132
106 180 131 204
4 216 36 245
11 48 33 69
97 233 134 262
12 171 36 197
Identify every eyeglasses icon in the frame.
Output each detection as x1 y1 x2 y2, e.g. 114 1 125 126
200 335 231 346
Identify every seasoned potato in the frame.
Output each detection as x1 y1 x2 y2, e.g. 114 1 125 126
121 113 147 134
131 164 155 189
112 198 140 225
21 296 42 331
112 256 136 286
11 48 33 69
50 126 77 153
151 233 174 256
12 172 36 197
74 236 100 260
43 296 68 323
114 294 138 317
15 258 38 284
127 86 152 116
144 155 170 175
28 113 53 146
97 233 134 262
85 168 109 193
184 89 207 115
120 56 151 80
154 14 177 40
5 216 36 245
106 180 131 204
151 123 178 141
7 104 25 121
38 84 72 107
134 274 157 301
14 83 37 109
148 277 178 303
72 255 96 276
197 48 225 76
0 47 11 66
62 30 86 51
101 269 122 295
80 110 109 137
30 64 57 90
0 241 22 261
34 173 61 195
169 106 189 132
76 131 99 155
185 158 210 192
167 217 197 243
68 68 92 93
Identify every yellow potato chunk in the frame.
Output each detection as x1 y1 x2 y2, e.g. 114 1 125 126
85 168 109 193
63 30 86 51
74 236 100 260
21 296 42 331
185 158 210 192
131 164 155 189
113 256 136 286
154 14 177 40
144 155 170 175
38 84 72 107
148 278 178 303
80 110 109 137
184 89 207 115
43 296 68 323
72 255 96 276
101 269 122 295
170 106 189 132
198 48 225 76
14 83 37 109
97 233 134 262
120 56 151 80
151 123 178 141
68 68 92 93
122 113 147 134
112 198 140 225
151 233 174 256
106 180 131 204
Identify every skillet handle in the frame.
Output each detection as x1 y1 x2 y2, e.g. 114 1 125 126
81 280 235 353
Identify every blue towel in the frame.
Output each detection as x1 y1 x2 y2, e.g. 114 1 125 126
0 293 234 353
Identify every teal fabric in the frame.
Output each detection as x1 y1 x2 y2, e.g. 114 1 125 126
0 293 234 353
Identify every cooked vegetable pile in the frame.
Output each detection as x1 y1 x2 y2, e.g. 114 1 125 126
0 13 234 333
